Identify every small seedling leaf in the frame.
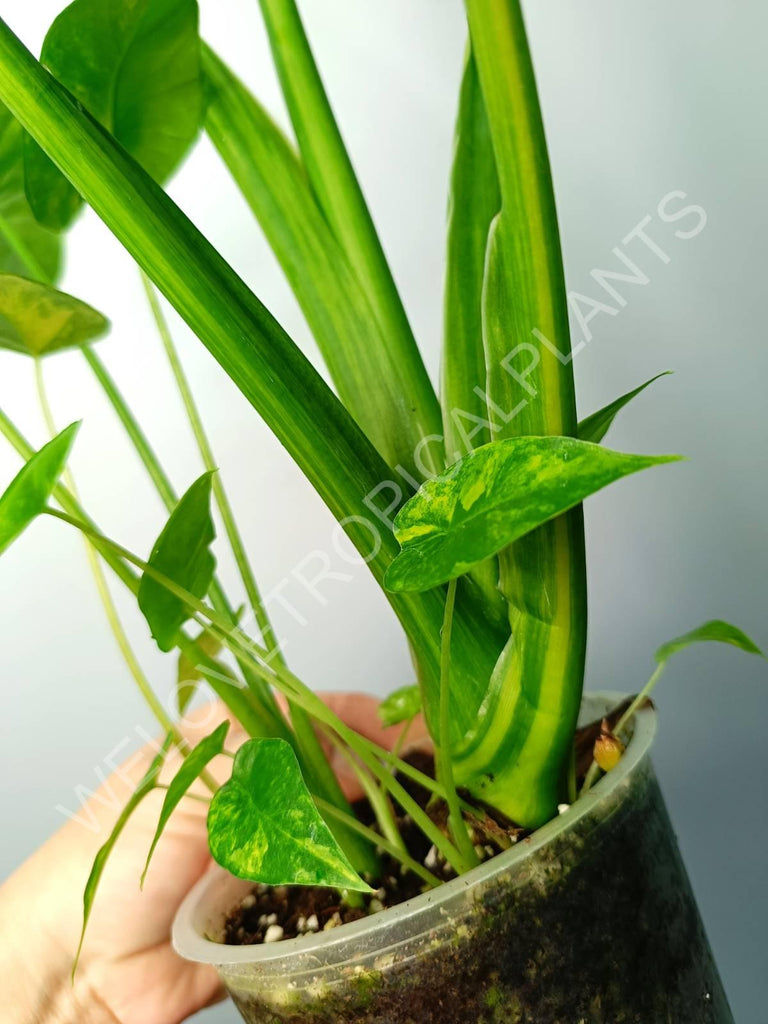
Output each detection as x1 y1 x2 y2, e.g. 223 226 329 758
385 436 681 593
0 421 79 555
0 274 109 356
141 721 228 887
73 734 172 977
0 104 61 280
578 372 672 445
138 471 216 652
655 620 764 666
208 737 371 892
378 684 422 727
24 0 203 230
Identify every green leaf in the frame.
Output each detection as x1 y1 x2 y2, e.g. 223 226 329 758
0 18 504 747
202 45 438 479
176 626 225 714
378 685 422 728
0 421 79 555
655 620 764 666
578 372 672 445
255 1 441 474
0 274 108 355
24 0 203 230
461 1 588 828
141 721 228 887
138 472 216 652
74 734 172 977
0 103 60 280
442 48 500 462
208 737 371 892
386 436 681 593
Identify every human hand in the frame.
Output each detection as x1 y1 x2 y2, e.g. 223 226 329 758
0 694 424 1024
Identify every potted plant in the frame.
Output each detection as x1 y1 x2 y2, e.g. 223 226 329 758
0 1 762 1021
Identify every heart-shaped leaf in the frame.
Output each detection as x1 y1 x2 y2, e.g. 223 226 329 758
386 436 681 593
208 737 371 892
378 684 422 728
655 620 764 666
24 0 203 230
0 104 60 280
0 421 79 555
141 721 229 886
0 274 108 356
138 471 216 652
578 372 672 445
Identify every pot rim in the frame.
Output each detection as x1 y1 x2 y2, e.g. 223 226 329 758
172 690 656 968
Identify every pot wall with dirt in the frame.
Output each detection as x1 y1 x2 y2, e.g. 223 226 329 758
173 694 732 1024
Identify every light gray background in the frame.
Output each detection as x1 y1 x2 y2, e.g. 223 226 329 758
1 2 766 1021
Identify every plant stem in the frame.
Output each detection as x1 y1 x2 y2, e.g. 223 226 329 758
321 726 406 855
138 274 353 857
33 360 177 742
140 273 278 656
44 505 467 872
438 579 479 870
581 665 664 795
33 362 218 795
314 798 439 889
81 345 177 509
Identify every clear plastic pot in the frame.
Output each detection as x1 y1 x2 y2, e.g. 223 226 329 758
173 693 732 1023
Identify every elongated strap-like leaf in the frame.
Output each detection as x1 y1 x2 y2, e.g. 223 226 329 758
203 45 435 479
74 734 172 976
442 48 500 462
141 721 229 886
256 0 441 467
0 103 60 280
579 372 672 445
0 19 503 744
0 420 79 555
441 47 505 626
138 472 216 652
461 0 587 827
24 0 203 230
0 274 108 355
208 737 371 892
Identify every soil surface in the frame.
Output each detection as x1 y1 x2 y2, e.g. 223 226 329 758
223 701 639 947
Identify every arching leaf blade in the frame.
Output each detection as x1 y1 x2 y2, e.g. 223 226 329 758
138 471 216 652
73 735 172 977
208 737 371 892
0 274 108 355
386 437 682 593
24 0 203 230
0 420 79 555
141 721 229 887
655 620 765 666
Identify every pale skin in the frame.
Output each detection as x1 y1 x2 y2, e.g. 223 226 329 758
0 694 426 1024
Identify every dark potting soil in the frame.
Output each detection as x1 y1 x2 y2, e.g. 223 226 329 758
223 701 637 948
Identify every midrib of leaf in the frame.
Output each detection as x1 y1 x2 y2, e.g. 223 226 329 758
456 0 588 827
0 19 502 744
